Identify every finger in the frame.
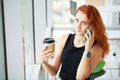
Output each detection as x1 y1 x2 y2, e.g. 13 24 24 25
87 29 91 38
43 49 54 54
42 56 52 60
42 52 54 58
92 29 95 38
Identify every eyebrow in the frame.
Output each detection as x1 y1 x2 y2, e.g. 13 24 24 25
75 18 79 22
75 18 87 23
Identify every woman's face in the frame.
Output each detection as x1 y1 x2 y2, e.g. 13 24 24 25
74 11 89 36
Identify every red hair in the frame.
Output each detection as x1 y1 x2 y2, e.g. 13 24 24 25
76 5 109 57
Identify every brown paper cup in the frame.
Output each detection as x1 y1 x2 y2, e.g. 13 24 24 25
43 38 55 58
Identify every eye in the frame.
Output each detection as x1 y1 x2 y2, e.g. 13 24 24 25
81 21 87 26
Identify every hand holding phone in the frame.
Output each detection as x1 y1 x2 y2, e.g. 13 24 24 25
83 26 92 42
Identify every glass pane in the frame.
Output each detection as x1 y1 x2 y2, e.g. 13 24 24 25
53 0 71 25
53 0 76 40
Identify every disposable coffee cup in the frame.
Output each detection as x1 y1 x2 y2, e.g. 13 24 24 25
43 38 55 57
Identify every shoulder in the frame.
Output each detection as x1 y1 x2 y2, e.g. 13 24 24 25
55 34 70 47
95 44 103 53
54 34 70 59
58 34 69 40
91 44 103 58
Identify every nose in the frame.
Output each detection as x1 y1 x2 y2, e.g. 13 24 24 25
76 22 81 28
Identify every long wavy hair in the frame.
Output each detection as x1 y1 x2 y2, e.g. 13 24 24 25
76 5 109 57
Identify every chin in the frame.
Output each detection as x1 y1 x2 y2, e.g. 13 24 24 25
76 33 83 36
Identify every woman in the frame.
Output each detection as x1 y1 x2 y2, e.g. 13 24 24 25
40 4 109 80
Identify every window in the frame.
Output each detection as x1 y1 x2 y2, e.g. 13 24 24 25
53 0 76 39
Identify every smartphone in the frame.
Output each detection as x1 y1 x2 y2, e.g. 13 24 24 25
83 26 92 42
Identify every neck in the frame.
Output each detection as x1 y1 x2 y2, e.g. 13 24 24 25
74 34 85 47
75 35 83 43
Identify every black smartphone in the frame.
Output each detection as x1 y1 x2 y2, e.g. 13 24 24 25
83 26 92 42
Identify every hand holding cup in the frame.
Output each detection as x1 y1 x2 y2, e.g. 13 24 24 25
40 38 55 63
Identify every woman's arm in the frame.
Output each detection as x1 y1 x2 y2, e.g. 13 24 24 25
76 50 91 80
39 34 69 76
76 44 103 80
